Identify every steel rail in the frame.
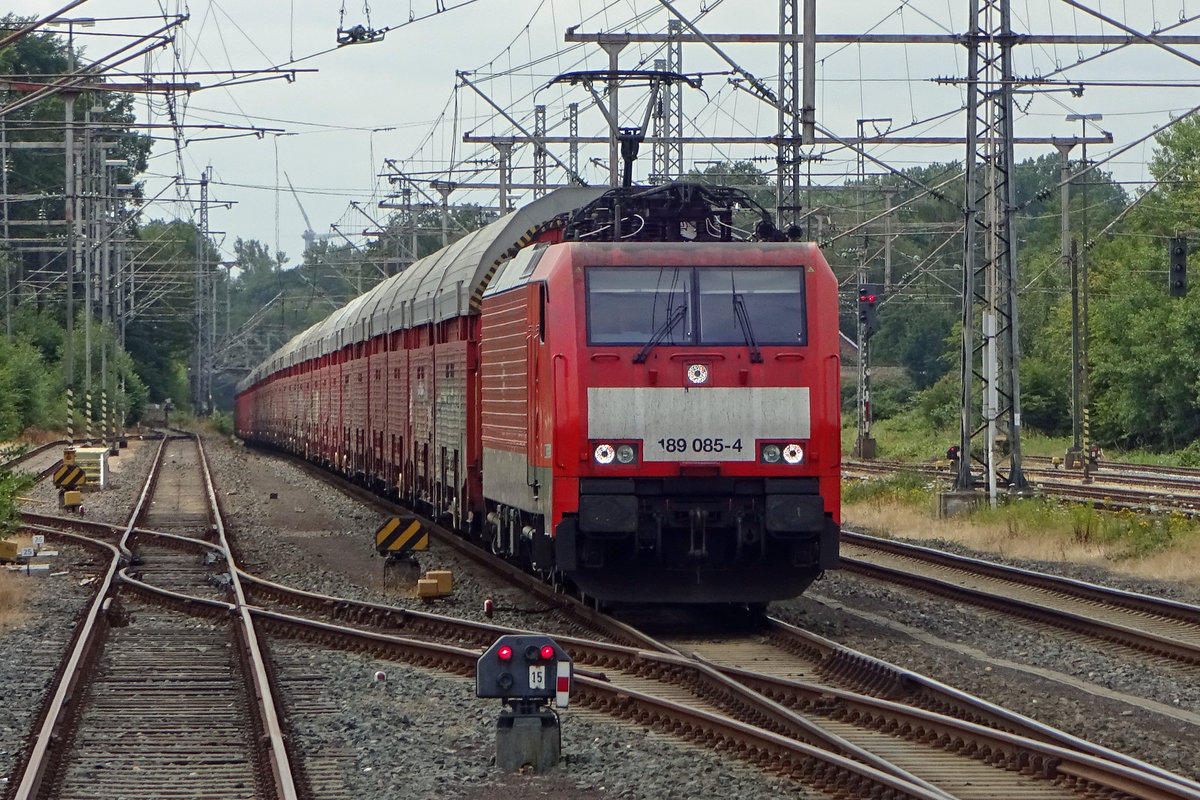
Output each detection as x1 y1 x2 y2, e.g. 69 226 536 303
843 531 1200 624
29 524 1192 800
0 439 66 465
11 436 299 800
757 618 1200 795
843 459 1200 515
235 566 1200 799
9 536 122 800
254 446 1200 795
250 604 1200 800
840 544 1200 665
194 435 299 800
118 435 170 557
248 607 950 800
32 517 1200 799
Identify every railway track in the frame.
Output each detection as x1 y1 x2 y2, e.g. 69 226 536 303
240 449 1200 800
6 435 296 800
243 568 1200 799
839 530 1200 667
844 458 1200 513
9 436 1200 798
1 440 69 484
18 523 959 799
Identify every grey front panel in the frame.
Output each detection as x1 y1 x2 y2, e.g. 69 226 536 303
587 387 811 462
482 447 552 517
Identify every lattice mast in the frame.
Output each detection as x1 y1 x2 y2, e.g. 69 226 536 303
957 0 1027 498
193 167 213 415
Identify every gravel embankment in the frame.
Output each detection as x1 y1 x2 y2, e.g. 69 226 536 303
774 559 1200 782
0 567 97 792
204 436 812 799
6 432 1199 794
1 439 132 793
270 639 816 800
208 434 1200 788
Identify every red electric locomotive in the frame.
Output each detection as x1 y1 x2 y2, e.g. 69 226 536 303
236 183 840 605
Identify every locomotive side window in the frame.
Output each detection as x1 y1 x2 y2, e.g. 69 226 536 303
697 268 806 346
586 267 691 345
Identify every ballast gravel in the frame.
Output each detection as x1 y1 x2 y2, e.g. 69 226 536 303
0 559 95 791
774 565 1200 782
204 437 812 798
3 432 1199 794
3 439 812 799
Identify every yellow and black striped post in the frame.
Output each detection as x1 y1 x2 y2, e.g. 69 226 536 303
85 389 92 442
53 463 85 490
375 516 428 557
66 387 74 443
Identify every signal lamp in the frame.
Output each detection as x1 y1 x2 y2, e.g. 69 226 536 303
761 444 782 464
783 443 805 464
540 644 556 661
497 645 513 662
615 444 637 464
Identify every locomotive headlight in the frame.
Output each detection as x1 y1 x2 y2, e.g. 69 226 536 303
761 444 782 464
594 443 616 464
615 444 637 464
782 443 805 464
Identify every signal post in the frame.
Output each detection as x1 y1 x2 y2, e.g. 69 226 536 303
477 635 573 773
855 287 879 459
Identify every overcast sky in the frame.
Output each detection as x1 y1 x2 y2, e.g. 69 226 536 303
11 1 1200 267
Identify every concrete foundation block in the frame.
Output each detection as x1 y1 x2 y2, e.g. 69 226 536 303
937 490 982 518
496 710 560 773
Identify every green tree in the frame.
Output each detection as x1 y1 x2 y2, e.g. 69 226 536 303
124 220 212 410
1064 113 1200 449
0 16 152 309
0 445 35 540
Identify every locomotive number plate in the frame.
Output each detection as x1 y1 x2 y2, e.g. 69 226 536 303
651 436 745 458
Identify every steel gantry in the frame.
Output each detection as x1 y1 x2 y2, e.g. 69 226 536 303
651 19 684 184
956 0 1028 501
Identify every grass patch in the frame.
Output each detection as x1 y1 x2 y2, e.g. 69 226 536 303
843 485 1200 579
966 499 1193 560
842 471 934 506
209 410 234 437
0 570 29 631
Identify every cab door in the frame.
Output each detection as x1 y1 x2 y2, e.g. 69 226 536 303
526 282 547 495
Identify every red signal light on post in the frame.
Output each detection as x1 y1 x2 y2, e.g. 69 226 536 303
497 645 513 661
540 644 556 661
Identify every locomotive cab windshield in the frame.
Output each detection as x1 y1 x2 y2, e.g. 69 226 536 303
585 265 807 348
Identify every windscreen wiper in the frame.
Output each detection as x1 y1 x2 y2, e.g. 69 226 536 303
732 293 763 363
633 304 688 363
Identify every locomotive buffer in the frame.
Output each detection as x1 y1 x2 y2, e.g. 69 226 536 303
477 635 573 772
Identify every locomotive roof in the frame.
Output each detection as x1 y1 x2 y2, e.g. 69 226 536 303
238 186 604 391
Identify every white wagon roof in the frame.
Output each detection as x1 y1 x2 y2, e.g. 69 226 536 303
238 186 603 392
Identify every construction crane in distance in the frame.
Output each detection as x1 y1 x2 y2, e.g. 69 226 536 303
285 173 335 252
